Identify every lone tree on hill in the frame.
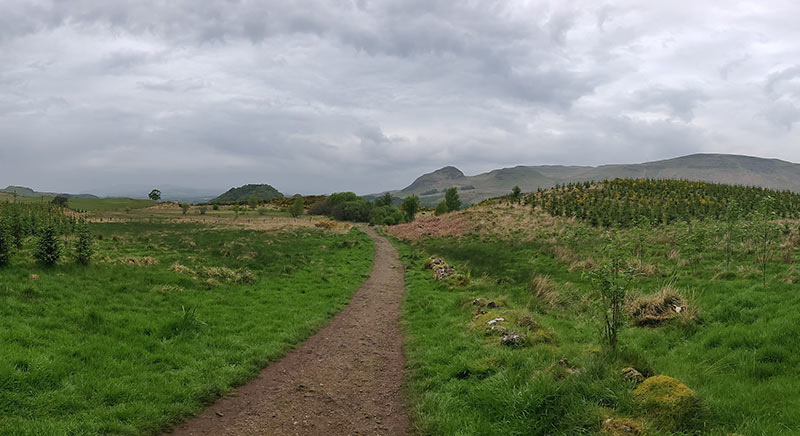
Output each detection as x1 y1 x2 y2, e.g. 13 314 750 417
51 196 69 208
511 185 522 203
290 195 305 218
149 189 161 201
445 187 461 212
401 195 420 222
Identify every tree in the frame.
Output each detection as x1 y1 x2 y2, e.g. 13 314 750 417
753 196 778 286
74 220 93 265
434 201 448 216
511 185 522 203
445 187 461 212
180 203 190 215
248 194 259 209
589 234 632 352
0 219 11 267
376 192 393 207
401 195 420 222
290 195 305 218
51 196 69 208
34 224 61 266
148 189 161 201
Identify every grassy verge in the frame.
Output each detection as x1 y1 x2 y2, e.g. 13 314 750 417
0 222 374 435
393 219 800 435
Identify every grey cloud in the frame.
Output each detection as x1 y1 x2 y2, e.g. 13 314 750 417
633 86 709 122
3 1 800 195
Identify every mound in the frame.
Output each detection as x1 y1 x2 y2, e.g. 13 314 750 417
210 184 283 204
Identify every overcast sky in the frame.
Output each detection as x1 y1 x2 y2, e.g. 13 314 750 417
2 1 800 196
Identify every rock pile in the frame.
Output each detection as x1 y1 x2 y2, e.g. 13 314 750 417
426 256 458 280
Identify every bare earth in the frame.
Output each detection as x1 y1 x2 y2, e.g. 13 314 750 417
165 226 409 436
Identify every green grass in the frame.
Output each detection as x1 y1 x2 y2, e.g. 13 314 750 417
0 193 154 211
394 216 800 435
0 222 374 435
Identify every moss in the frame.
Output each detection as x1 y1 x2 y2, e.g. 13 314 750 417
601 417 643 435
633 375 701 431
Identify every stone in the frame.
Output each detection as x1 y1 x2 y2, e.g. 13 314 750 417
501 332 526 346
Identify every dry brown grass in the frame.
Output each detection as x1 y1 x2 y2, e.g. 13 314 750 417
626 285 698 327
528 274 572 308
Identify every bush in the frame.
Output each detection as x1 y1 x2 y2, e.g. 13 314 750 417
328 192 359 207
307 199 332 216
0 220 12 266
331 199 373 222
74 221 93 265
370 205 405 225
434 201 448 216
212 204 219 211
34 225 61 266
290 195 304 218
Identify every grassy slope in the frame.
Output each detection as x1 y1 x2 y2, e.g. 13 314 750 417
0 222 373 435
0 193 154 211
395 210 800 435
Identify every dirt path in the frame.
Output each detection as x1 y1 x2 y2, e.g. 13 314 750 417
165 226 409 436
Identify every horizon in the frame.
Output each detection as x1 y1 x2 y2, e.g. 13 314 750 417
3 151 799 198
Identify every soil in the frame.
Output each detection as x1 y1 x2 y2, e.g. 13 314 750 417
164 226 409 436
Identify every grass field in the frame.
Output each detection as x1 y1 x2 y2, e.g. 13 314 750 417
393 202 800 435
0 221 373 435
0 193 154 211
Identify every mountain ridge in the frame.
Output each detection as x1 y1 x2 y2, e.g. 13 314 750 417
386 153 800 206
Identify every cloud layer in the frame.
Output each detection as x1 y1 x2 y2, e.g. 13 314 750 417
2 0 800 195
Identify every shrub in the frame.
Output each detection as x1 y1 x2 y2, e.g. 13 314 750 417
198 206 207 215
370 205 405 225
434 201 448 216
328 192 359 207
258 207 269 216
307 199 332 216
0 220 11 267
34 225 61 266
212 204 219 211
74 221 93 265
290 195 304 218
331 199 373 222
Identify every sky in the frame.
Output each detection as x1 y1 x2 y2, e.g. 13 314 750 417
2 1 800 196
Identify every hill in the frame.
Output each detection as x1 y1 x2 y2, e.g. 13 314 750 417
210 184 284 204
386 153 800 206
1 185 98 199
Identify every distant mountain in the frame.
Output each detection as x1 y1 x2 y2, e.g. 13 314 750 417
1 185 98 199
210 184 284 204
385 154 800 206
